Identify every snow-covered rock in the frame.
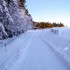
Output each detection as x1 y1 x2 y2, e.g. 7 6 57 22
0 0 33 39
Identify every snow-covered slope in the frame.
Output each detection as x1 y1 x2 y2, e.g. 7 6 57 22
0 0 33 39
0 27 70 70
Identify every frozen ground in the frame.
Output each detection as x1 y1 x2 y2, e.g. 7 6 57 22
0 27 70 70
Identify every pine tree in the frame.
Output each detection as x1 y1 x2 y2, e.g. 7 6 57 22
19 0 26 8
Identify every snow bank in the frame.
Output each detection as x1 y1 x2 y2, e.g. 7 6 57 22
51 27 70 38
0 31 33 70
40 28 70 67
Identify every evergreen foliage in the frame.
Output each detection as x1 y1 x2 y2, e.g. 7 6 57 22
18 0 26 8
34 22 64 29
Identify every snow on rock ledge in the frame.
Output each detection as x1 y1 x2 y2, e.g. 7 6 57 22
0 0 33 39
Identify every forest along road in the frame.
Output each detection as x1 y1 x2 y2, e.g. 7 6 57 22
10 30 70 70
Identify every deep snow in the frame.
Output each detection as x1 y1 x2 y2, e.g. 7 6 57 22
0 27 70 70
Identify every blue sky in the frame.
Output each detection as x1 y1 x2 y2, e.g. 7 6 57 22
26 0 70 27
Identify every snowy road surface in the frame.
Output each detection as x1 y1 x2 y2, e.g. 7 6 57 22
10 30 70 70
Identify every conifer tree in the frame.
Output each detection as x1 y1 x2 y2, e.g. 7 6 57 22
19 0 26 8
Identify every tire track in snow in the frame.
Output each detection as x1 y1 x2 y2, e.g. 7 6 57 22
40 36 70 69
9 33 34 70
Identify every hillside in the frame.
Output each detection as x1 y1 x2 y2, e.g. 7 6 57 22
0 0 33 39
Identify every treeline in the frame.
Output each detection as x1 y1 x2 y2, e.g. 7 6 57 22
34 22 64 28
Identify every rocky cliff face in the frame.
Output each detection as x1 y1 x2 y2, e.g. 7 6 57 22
0 0 33 39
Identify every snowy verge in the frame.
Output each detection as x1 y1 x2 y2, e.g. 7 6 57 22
40 37 70 68
9 34 34 70
0 31 33 70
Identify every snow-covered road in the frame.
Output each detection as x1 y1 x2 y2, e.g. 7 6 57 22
10 30 70 70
